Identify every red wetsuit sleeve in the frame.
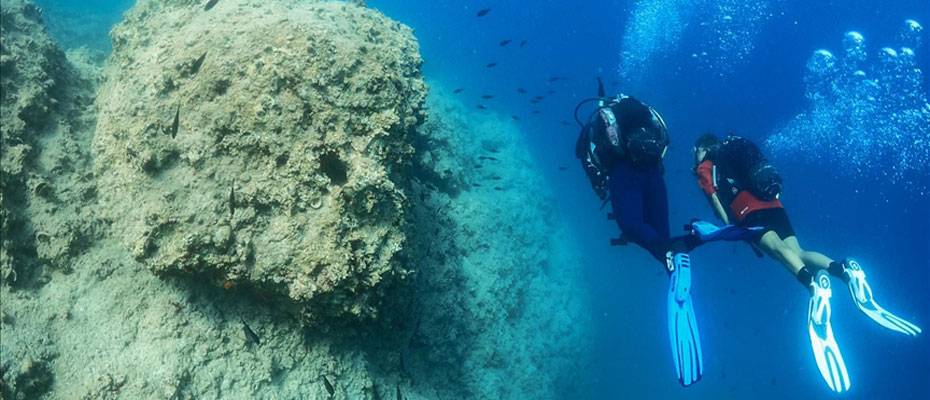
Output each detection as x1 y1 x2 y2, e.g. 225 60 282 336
696 160 716 195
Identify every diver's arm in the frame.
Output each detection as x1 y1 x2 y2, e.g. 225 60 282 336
708 193 730 225
696 160 728 224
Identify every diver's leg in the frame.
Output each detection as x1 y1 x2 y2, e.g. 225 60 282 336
644 169 671 240
608 164 667 262
756 231 806 276
783 237 834 270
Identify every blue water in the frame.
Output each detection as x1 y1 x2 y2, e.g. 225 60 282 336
37 0 930 398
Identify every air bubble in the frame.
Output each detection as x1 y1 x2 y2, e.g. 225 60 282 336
769 21 929 192
901 19 923 50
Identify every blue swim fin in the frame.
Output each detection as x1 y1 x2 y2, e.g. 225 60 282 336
688 220 763 243
666 252 704 386
808 270 851 393
843 259 922 336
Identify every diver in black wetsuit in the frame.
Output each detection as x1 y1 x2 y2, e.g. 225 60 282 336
574 80 705 386
575 83 698 265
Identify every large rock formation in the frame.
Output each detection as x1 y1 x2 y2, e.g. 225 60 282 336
2 1 592 399
0 0 97 286
93 0 427 321
1 1 98 398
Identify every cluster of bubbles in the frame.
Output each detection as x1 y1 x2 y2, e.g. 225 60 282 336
618 0 771 86
618 0 694 86
691 0 772 75
767 20 929 192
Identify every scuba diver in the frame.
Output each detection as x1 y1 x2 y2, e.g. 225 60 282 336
574 80 757 386
692 133 922 393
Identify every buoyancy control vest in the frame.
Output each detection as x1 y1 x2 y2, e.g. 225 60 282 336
707 135 782 203
575 92 669 200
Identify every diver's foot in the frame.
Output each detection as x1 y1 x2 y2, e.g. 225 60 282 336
808 270 851 393
842 259 922 336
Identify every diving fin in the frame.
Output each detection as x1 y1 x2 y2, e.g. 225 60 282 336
843 259 922 336
666 252 703 386
807 270 851 393
688 220 764 243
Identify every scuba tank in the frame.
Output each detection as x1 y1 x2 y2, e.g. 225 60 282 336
574 78 669 177
715 136 783 202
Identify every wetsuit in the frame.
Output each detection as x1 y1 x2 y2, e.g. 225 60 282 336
576 96 698 263
608 160 670 261
696 159 795 240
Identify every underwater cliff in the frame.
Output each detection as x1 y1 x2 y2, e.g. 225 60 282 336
0 0 592 399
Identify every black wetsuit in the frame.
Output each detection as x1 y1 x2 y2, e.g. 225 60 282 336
579 96 697 264
608 160 670 261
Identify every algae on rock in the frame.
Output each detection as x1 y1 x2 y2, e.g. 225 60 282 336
2 1 593 399
1 1 99 398
93 0 427 321
0 0 98 285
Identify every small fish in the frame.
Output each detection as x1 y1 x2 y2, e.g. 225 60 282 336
485 62 498 68
203 0 219 11
229 185 235 218
558 166 568 171
499 39 511 47
453 88 464 94
191 52 207 74
476 8 491 17
477 105 487 110
532 95 545 100
519 40 527 47
531 110 541 114
490 176 502 181
241 318 260 345
493 186 505 191
486 148 500 154
478 156 498 161
481 95 495 100
169 104 180 138
546 90 556 95
516 88 527 94
322 376 335 397
529 99 540 104
473 183 482 187
511 115 520 121
548 76 562 83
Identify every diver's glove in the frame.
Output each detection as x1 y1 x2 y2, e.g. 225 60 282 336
838 259 922 336
666 252 703 386
806 269 851 393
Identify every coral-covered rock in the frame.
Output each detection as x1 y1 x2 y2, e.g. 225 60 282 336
93 0 427 321
0 0 97 285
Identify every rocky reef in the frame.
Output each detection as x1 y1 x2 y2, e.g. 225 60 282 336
0 0 98 288
93 0 427 321
1 1 99 398
1 1 592 399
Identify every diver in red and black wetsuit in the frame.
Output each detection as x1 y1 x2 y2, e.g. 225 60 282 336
692 133 922 393
693 133 833 281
